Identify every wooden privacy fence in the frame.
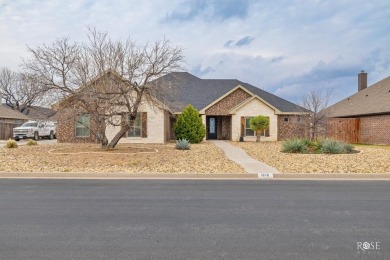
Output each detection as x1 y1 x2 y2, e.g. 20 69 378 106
327 118 360 143
0 123 21 140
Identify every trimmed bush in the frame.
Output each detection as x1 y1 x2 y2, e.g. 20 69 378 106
26 139 38 146
176 139 191 150
281 139 308 153
174 105 206 144
5 139 18 148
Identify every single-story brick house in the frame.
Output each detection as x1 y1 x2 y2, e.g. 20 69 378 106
326 71 390 144
57 72 309 143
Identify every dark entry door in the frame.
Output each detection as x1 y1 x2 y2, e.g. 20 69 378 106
207 116 217 139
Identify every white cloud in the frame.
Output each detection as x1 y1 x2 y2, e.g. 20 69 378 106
0 0 389 104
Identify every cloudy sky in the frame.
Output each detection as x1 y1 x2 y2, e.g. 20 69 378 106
1 0 389 104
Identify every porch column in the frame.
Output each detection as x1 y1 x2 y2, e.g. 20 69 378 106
201 114 206 141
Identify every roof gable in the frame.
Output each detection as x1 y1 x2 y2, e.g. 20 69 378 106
199 85 253 114
229 95 280 114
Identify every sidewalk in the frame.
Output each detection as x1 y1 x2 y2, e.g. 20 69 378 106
209 140 280 174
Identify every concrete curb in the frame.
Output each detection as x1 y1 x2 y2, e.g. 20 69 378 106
0 172 389 180
0 172 258 179
273 173 390 180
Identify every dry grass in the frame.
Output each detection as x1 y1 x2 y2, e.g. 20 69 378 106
354 144 390 150
232 141 390 173
0 142 245 174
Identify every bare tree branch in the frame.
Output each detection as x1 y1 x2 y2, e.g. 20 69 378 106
300 89 332 140
0 67 50 113
24 27 184 149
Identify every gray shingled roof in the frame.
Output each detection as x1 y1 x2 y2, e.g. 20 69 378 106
0 105 30 120
326 76 390 117
152 72 304 113
21 106 57 120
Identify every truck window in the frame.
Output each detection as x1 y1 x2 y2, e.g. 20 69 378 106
21 122 38 127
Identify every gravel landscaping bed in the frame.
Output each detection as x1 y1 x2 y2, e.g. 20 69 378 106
232 142 390 173
0 142 245 174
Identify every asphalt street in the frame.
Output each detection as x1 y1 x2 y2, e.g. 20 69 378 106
0 180 388 259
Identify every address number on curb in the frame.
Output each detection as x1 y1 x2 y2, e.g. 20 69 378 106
258 173 274 179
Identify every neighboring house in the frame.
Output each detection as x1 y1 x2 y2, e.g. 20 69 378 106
326 71 390 144
57 72 308 144
0 104 30 140
0 104 29 124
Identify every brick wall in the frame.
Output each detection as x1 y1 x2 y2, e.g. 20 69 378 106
57 106 99 143
359 114 390 144
277 115 310 140
205 88 251 115
215 116 231 140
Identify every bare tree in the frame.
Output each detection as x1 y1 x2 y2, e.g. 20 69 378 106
24 28 183 148
0 68 49 113
300 89 332 140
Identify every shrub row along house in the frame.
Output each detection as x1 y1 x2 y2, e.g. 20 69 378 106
56 72 309 144
326 71 390 145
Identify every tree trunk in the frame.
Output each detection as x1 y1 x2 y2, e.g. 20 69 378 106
106 125 130 149
95 118 108 149
101 135 108 149
256 133 261 142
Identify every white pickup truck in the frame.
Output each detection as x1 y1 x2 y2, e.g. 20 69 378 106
13 121 57 141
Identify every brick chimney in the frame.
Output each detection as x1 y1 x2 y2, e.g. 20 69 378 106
358 70 367 92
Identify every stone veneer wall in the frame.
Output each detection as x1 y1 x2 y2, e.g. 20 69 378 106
57 96 168 144
231 98 278 141
205 88 251 115
105 101 166 144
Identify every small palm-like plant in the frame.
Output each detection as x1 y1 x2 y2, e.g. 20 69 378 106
249 115 270 142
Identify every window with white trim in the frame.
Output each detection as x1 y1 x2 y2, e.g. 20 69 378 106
127 113 141 137
245 116 269 137
245 117 255 136
76 114 90 137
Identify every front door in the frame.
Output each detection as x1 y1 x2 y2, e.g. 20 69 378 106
207 116 217 139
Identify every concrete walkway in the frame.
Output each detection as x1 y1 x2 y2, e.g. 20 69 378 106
209 140 280 174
